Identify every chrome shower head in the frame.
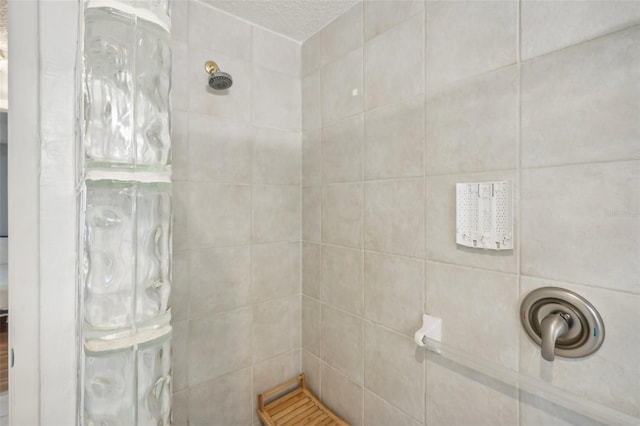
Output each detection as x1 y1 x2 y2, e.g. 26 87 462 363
205 60 233 90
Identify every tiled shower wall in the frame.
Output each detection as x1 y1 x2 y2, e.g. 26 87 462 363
301 1 640 426
170 1 302 424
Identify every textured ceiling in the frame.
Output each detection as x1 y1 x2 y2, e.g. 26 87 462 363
200 0 358 42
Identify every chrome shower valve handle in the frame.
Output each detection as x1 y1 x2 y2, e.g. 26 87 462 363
540 312 571 361
520 287 604 362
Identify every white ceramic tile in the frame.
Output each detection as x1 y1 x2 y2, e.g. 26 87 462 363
172 390 188 426
521 27 640 168
189 246 251 317
364 178 424 258
321 3 363 66
521 0 640 60
253 127 301 185
302 350 321 396
170 250 189 321
252 185 300 243
172 181 188 251
188 49 252 124
321 48 363 125
252 350 301 423
521 161 639 293
252 242 300 303
188 368 252 426
188 1 251 61
321 363 364 426
188 307 252 384
519 392 608 426
322 114 364 183
425 170 518 273
520 276 640 417
426 66 518 175
171 42 188 112
302 242 322 299
172 320 188 392
188 183 251 249
364 390 422 426
321 305 363 384
170 0 188 43
425 0 517 91
252 66 301 132
252 26 301 77
364 0 424 41
322 183 362 249
302 186 321 242
302 129 322 186
188 113 252 183
253 296 301 362
302 71 321 130
302 296 321 356
426 355 518 426
365 252 424 336
364 95 424 180
364 13 424 111
364 323 424 422
301 32 321 76
322 245 363 316
426 261 519 369
171 109 188 181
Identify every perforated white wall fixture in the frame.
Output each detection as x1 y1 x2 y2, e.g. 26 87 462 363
456 181 513 250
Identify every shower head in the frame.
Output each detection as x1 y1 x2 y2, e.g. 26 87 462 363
205 60 233 90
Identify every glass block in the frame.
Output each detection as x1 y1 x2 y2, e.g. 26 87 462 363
137 331 172 425
135 183 172 324
84 181 136 330
84 347 136 426
135 19 171 168
84 8 135 167
136 0 171 21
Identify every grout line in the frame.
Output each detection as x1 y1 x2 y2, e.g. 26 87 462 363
425 166 519 178
516 0 523 418
320 241 425 262
520 21 640 64
318 40 324 402
422 1 428 421
520 158 640 171
422 158 640 179
299 58 304 378
326 174 427 185
360 5 366 423
518 273 640 297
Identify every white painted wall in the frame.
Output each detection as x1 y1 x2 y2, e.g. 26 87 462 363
8 0 77 424
8 1 40 423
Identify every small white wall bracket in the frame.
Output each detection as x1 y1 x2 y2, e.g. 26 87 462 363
414 314 442 348
456 180 513 250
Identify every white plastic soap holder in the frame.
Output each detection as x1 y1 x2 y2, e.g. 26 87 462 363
414 314 442 352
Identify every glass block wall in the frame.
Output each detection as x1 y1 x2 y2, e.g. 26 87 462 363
77 1 173 424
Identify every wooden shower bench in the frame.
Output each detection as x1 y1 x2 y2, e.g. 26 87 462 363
257 374 349 426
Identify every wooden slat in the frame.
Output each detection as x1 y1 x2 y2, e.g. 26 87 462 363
300 409 325 425
282 404 319 425
277 401 317 424
266 388 304 412
261 374 303 401
320 416 337 425
272 397 312 421
269 395 308 418
258 373 349 426
308 414 330 426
